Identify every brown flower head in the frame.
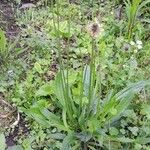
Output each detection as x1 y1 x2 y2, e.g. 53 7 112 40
86 19 103 38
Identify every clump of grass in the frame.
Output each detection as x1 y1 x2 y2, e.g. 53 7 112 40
124 0 150 40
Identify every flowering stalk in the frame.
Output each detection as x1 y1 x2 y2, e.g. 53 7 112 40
85 19 102 118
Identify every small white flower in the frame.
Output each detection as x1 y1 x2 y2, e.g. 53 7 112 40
123 65 126 68
130 41 135 46
136 40 142 45
137 44 142 49
111 11 114 15
134 49 138 53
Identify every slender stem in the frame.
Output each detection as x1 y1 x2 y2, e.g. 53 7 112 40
66 3 76 122
79 0 85 114
87 38 95 117
52 0 73 126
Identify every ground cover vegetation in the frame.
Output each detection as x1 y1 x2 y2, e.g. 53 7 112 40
0 0 150 149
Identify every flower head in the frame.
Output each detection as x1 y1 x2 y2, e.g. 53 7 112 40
136 40 143 49
137 44 142 50
130 40 143 50
123 43 130 51
134 49 138 53
86 19 103 38
136 40 142 45
130 41 135 46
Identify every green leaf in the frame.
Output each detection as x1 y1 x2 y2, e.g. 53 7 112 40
76 132 92 142
83 65 91 97
54 72 65 106
34 62 42 73
48 133 66 140
138 0 150 11
109 108 118 115
68 71 78 85
112 137 134 143
40 108 67 130
87 118 99 133
109 127 119 136
115 81 150 100
110 94 134 122
62 133 75 150
36 83 54 96
99 97 116 125
23 107 50 127
0 28 7 55
103 80 150 125
128 126 139 136
136 137 150 144
0 133 6 150
141 104 150 119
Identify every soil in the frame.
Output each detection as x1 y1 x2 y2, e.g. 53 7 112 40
0 1 20 40
0 1 29 147
6 114 30 147
0 92 30 147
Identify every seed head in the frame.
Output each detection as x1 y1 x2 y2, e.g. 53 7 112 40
86 19 103 38
123 43 130 51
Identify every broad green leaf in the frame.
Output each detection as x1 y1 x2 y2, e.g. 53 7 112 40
83 65 91 97
112 94 133 118
136 137 150 144
40 108 61 123
36 83 54 96
23 107 50 127
68 71 78 85
41 108 64 125
40 107 68 131
99 98 116 125
78 105 87 126
115 80 150 100
103 90 114 105
48 133 66 140
62 133 75 150
103 80 150 125
62 109 69 130
76 132 92 142
54 72 65 106
128 126 139 136
111 137 134 143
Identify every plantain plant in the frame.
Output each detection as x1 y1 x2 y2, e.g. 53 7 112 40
23 1 150 149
